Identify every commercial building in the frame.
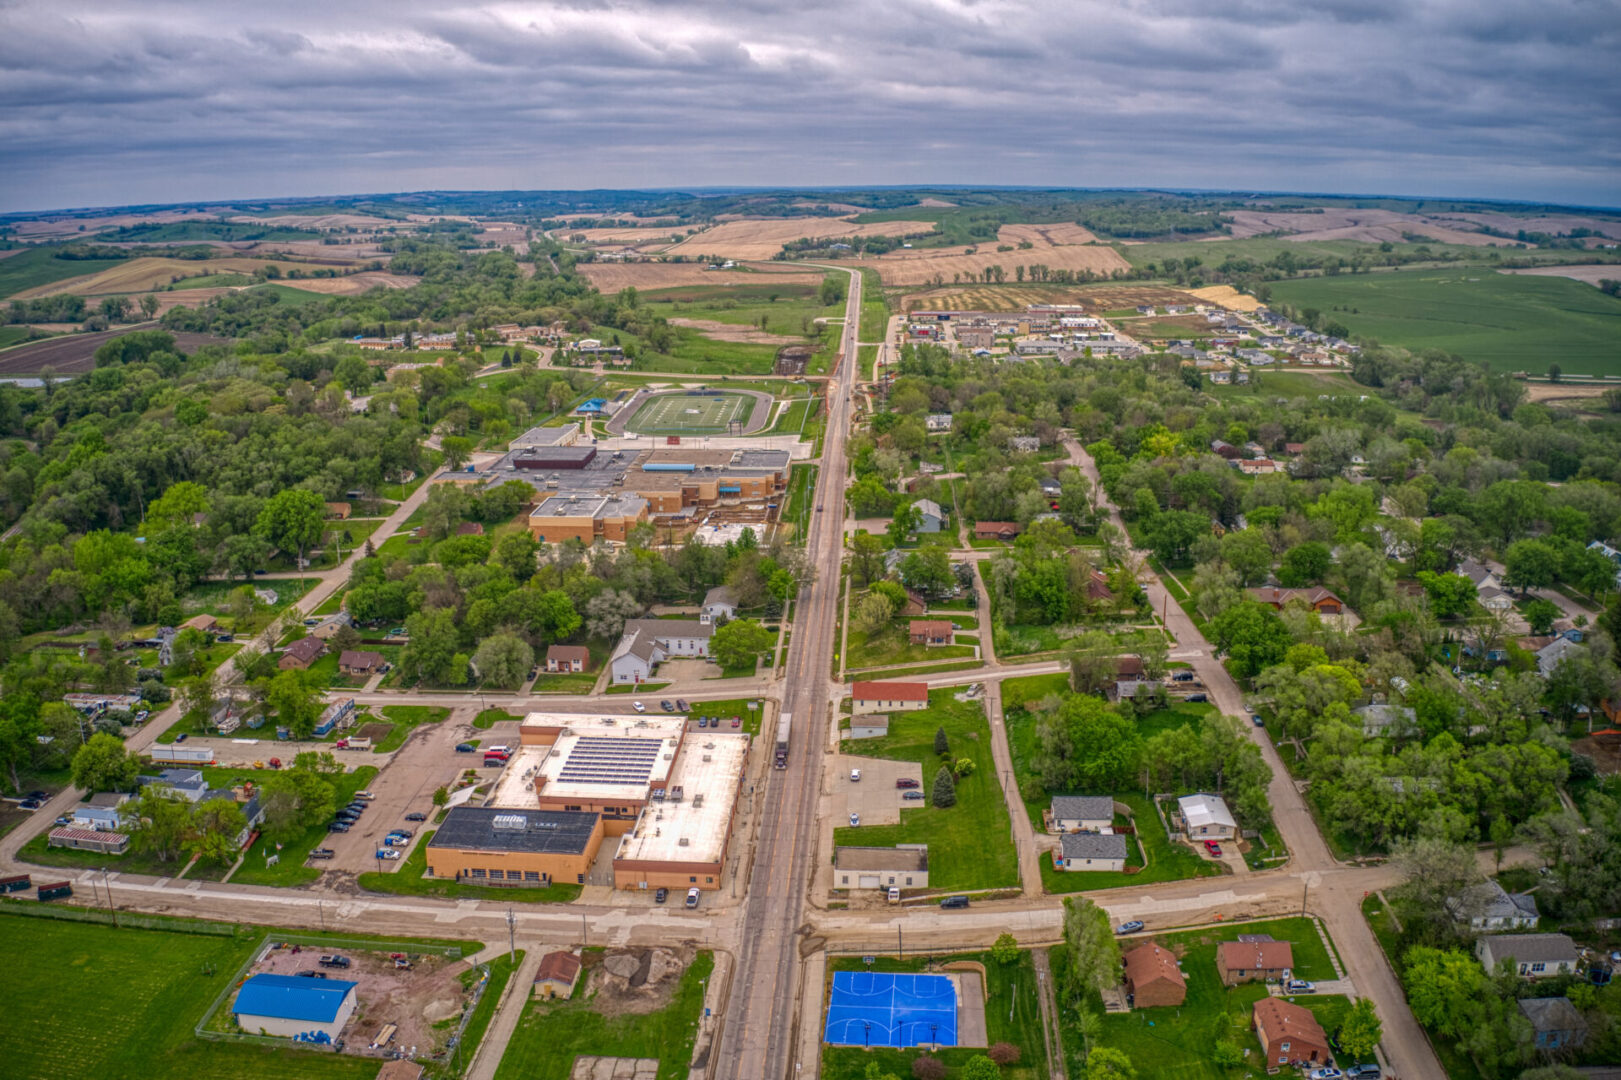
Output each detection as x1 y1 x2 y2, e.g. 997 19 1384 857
833 846 930 890
609 618 714 684
1122 944 1185 1008
847 714 890 739
424 807 604 887
528 494 649 545
233 973 358 1040
1252 998 1330 1067
610 727 748 892
851 681 929 715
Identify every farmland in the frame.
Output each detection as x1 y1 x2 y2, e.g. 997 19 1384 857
899 282 1203 314
9 256 313 299
0 246 130 299
1267 269 1621 374
859 228 1130 287
578 261 824 294
0 328 234 375
661 217 937 260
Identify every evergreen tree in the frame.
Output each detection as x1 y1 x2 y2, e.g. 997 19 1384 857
932 764 956 808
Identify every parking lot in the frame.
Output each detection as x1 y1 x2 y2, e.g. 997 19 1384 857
316 706 479 875
833 754 924 826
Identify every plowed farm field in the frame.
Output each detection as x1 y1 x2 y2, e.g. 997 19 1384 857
273 271 420 295
580 262 824 294
1224 208 1511 246
900 283 1200 313
0 327 232 374
661 217 936 260
11 257 310 299
861 226 1130 286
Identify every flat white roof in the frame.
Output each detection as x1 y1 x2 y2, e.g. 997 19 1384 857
1178 793 1236 829
520 713 688 803
614 732 748 866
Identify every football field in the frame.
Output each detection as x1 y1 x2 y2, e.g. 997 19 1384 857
624 391 757 434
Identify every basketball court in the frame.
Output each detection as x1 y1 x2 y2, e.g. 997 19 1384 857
823 970 959 1048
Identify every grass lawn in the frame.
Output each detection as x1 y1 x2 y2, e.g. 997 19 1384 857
373 705 449 753
688 697 767 735
846 620 976 669
473 708 522 729
357 828 581 904
606 682 669 695
847 660 983 682
1097 917 1342 1080
779 462 817 545
1038 792 1223 893
529 671 598 693
1267 268 1621 375
229 766 379 887
18 830 229 881
821 950 1047 1080
769 396 812 434
831 688 1019 892
492 950 712 1080
0 911 382 1080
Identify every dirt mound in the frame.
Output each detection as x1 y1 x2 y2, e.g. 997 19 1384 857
1187 285 1263 312
586 947 693 1017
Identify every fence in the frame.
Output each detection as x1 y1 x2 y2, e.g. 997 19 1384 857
0 898 244 937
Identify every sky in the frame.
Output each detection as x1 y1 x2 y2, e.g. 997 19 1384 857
1 0 1618 213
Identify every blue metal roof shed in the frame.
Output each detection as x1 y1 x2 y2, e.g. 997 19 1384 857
575 398 607 414
234 973 357 1023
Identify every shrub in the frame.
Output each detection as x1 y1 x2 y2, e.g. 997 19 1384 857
911 1057 946 1080
989 1042 1021 1065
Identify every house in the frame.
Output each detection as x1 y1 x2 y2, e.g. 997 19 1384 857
533 951 583 1001
1057 832 1128 872
974 521 1022 541
313 698 356 737
1478 585 1515 612
1536 637 1583 679
1447 880 1539 931
71 804 124 830
834 846 930 891
1284 442 1305 456
233 973 358 1040
324 501 352 520
1211 439 1242 460
181 613 219 634
908 620 955 646
278 636 327 671
1354 703 1417 738
1518 997 1588 1052
925 413 954 432
339 650 385 676
913 499 945 534
1458 559 1502 592
1253 998 1331 1067
545 645 591 673
137 768 210 802
1009 436 1041 453
852 681 929 715
1476 934 1578 979
1237 458 1280 475
1247 586 1344 615
48 825 130 854
1178 793 1237 840
1121 944 1186 1008
1050 795 1116 833
608 619 714 684
310 612 355 640
848 714 890 739
1218 940 1294 985
703 585 739 621
1086 570 1115 605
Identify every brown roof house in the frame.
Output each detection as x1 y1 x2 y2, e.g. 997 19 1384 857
1217 939 1294 985
545 645 591 673
1122 943 1186 1008
324 501 352 520
1253 998 1331 1067
532 951 582 1000
181 613 220 634
339 650 385 676
278 636 327 671
909 620 955 646
973 521 1022 541
1248 586 1343 615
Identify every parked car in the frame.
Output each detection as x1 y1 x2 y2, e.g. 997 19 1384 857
1171 670 1194 682
455 742 476 753
295 970 329 978
903 791 925 800
389 829 413 839
1344 1066 1382 1080
654 887 668 904
632 701 646 713
328 822 350 833
849 813 860 826
685 887 700 909
174 733 188 743
1286 979 1316 994
940 896 970 909
659 700 674 712
376 849 402 860
1306 1069 1341 1080
1115 921 1145 935
1252 714 1265 727
895 778 919 789
731 716 740 728
318 955 352 968
697 717 708 728
19 799 41 810
355 791 375 800
1204 840 1223 856
309 848 335 860
405 812 426 822
1186 693 1208 703
849 769 861 782
676 699 690 712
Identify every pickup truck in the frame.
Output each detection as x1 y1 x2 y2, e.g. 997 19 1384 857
318 955 352 969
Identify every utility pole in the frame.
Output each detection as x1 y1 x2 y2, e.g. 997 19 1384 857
104 867 118 928
1301 879 1309 916
506 906 517 967
581 911 588 947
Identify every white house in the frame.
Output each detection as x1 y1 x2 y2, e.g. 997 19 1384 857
1353 703 1418 738
1476 934 1578 979
913 498 944 534
702 585 739 622
1447 880 1539 931
1178 793 1237 840
848 714 890 739
1056 833 1128 872
851 681 929 715
1536 637 1583 679
1478 585 1514 612
609 619 714 684
1050 795 1115 833
834 846 929 890
925 414 953 433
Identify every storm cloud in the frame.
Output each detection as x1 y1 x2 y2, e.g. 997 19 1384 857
1 0 1617 211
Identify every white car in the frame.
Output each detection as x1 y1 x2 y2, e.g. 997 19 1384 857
849 812 860 826
632 701 646 713
850 769 862 782
375 849 402 861
1307 1069 1342 1080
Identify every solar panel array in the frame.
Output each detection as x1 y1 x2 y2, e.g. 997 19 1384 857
555 736 663 786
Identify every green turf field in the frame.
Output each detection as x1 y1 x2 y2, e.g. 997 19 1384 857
1267 269 1621 375
623 390 757 434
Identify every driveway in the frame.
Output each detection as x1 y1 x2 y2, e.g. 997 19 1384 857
833 753 922 826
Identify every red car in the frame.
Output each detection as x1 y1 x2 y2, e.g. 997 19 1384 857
895 778 919 789
1203 840 1223 856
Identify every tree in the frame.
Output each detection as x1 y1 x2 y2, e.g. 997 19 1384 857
1417 571 1477 618
958 1057 1000 1080
441 435 474 471
433 785 449 807
853 591 897 636
849 532 886 586
1522 598 1560 635
1277 542 1332 587
473 632 534 688
120 788 192 863
334 354 373 393
1060 897 1120 1002
258 759 338 843
254 488 326 570
1337 998 1382 1061
71 732 138 792
1210 1041 1244 1067
931 764 956 808
990 933 1020 965
987 1043 1020 1066
1403 947 1489 1036
900 545 955 598
585 589 643 640
187 797 248 865
1035 695 1141 791
266 670 323 738
401 608 462 684
888 502 923 546
1142 510 1208 564
493 532 539 581
934 726 950 756
1206 602 1292 679
1084 1046 1136 1080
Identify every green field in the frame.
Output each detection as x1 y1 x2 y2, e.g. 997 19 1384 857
830 688 1019 892
623 390 757 434
0 246 129 299
1267 269 1621 374
0 911 381 1080
492 949 712 1080
0 326 54 348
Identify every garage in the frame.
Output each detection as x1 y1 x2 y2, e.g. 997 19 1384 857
859 875 880 889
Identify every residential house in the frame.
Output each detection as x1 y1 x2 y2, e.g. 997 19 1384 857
974 521 1022 541
1237 458 1280 475
1178 793 1237 840
1518 998 1588 1052
1210 439 1242 460
925 414 954 433
848 714 890 739
1009 435 1041 453
545 645 591 673
1056 833 1128 872
182 613 220 634
1283 442 1305 456
913 499 945 534
310 612 355 640
1247 586 1344 615
1121 944 1186 1008
533 951 583 1001
71 805 123 831
1459 559 1502 592
1050 795 1115 833
1253 998 1331 1067
834 846 930 891
702 585 739 621
1087 570 1115 606
1476 934 1578 979
1354 703 1418 738
1447 879 1539 931
1217 940 1294 985
48 826 130 855
1587 540 1621 589
1243 441 1268 459
324 501 352 519
852 681 929 715
908 620 955 646
278 636 327 671
1038 477 1063 499
339 650 385 676
1536 637 1583 679
608 619 714 684
1478 585 1515 612
137 768 210 802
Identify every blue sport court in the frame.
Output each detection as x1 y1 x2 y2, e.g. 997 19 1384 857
824 971 959 1048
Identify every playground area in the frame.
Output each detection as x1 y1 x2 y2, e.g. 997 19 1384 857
619 389 764 435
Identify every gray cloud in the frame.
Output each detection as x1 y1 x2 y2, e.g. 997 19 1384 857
0 0 1617 211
